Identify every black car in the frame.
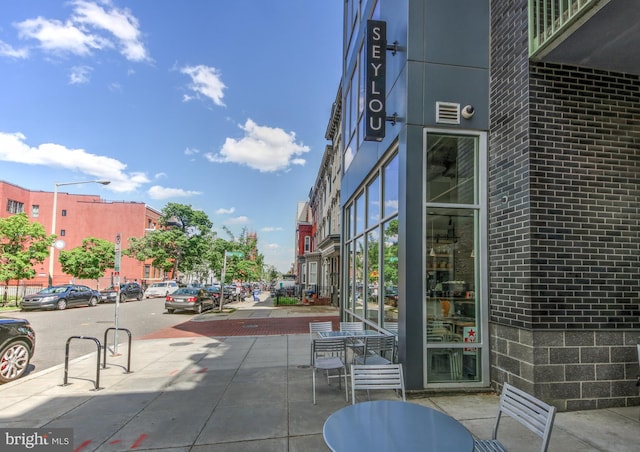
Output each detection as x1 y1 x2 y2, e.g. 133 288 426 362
21 284 100 311
99 282 143 303
165 288 215 314
204 286 222 306
0 317 36 383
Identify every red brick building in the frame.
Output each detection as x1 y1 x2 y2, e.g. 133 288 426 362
1 180 161 289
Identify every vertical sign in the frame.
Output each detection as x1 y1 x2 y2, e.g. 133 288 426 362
365 20 386 141
114 233 122 273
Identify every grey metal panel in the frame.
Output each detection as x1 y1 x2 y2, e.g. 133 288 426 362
424 0 490 68
423 63 489 129
398 124 425 389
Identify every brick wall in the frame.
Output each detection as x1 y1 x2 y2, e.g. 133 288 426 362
528 63 640 330
489 0 640 408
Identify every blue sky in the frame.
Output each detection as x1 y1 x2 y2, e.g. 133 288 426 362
0 0 343 272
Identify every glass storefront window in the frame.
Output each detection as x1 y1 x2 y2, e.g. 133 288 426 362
426 134 477 205
367 176 380 228
366 228 379 323
425 131 483 385
382 218 398 324
342 150 398 333
383 154 399 217
354 236 365 317
355 193 365 235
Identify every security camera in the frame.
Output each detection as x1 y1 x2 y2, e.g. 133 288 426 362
461 105 475 119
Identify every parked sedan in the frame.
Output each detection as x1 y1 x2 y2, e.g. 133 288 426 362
21 285 100 311
0 317 36 383
165 288 214 314
204 286 222 306
99 282 143 303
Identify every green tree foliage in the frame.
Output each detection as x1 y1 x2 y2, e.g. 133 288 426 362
0 213 53 305
59 237 115 287
124 203 214 280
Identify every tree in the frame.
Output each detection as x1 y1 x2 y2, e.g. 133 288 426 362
0 213 53 305
124 203 214 281
59 237 115 288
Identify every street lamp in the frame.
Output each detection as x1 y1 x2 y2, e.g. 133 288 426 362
48 179 111 286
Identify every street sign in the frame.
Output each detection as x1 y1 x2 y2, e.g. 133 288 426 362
226 251 244 257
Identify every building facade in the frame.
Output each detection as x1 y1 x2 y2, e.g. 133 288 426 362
307 85 343 306
337 0 639 410
0 180 162 289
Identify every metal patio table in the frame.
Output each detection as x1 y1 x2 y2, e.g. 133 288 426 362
323 400 474 452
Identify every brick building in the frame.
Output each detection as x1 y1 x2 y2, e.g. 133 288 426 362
1 180 161 289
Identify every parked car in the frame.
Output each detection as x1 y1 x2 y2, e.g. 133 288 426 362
204 286 222 306
0 317 36 384
99 282 143 303
21 285 100 311
165 288 215 314
143 281 179 298
223 285 235 301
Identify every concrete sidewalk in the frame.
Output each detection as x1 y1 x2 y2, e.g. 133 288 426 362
0 296 638 451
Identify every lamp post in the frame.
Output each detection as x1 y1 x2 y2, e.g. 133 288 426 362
48 179 111 286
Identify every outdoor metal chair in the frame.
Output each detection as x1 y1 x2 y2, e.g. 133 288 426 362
311 337 349 405
351 363 406 404
340 321 365 357
353 334 396 365
474 383 557 452
309 321 333 364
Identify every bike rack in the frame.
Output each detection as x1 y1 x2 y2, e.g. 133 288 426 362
63 336 102 390
103 327 133 373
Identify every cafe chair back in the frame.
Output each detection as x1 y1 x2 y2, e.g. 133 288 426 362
353 334 396 365
339 321 364 332
475 383 556 452
311 338 349 405
351 364 406 404
309 321 333 364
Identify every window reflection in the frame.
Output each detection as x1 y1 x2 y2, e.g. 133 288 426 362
367 176 380 227
384 154 399 217
354 237 365 316
366 229 379 323
382 219 398 325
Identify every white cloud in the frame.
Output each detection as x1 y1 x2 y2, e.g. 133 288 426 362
69 65 92 84
0 131 149 192
147 185 202 200
14 0 149 62
0 40 28 58
261 226 283 232
216 207 235 215
227 216 249 225
184 147 199 156
181 65 226 107
205 119 310 172
154 172 167 179
71 0 149 62
16 16 108 56
265 243 279 249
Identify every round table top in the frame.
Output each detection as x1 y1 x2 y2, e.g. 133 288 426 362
323 400 474 452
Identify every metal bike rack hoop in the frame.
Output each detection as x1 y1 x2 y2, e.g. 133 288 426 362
103 327 133 373
63 335 102 390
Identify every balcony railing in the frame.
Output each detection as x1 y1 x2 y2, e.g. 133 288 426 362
529 0 599 56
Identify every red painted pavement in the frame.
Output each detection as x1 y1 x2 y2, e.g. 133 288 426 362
139 316 340 339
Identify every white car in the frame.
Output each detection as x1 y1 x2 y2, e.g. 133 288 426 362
144 281 180 298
